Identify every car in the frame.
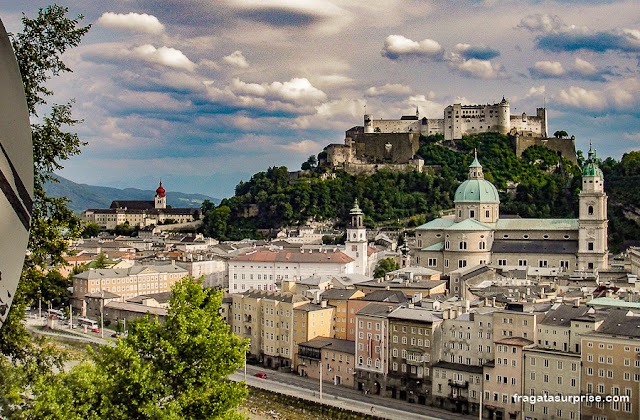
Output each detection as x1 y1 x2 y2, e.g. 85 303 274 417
253 373 267 379
91 327 99 333
110 332 121 338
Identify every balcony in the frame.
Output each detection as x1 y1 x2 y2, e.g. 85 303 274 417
448 379 469 388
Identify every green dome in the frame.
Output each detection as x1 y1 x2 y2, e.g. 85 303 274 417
454 179 500 203
582 162 603 178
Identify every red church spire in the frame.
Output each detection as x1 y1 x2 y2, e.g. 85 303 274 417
155 180 166 197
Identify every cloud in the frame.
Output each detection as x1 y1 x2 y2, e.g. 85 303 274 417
97 12 165 34
518 14 567 33
223 50 249 68
227 0 351 32
531 61 565 77
381 35 443 60
520 15 640 54
525 86 546 98
280 139 323 154
553 78 640 112
131 45 196 71
230 77 326 104
453 43 500 60
447 58 505 79
529 58 611 82
365 83 412 97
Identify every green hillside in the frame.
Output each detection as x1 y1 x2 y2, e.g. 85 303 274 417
199 133 640 253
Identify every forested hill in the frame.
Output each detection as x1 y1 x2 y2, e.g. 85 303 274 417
199 133 640 253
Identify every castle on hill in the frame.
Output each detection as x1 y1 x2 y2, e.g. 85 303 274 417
82 181 198 230
323 98 576 173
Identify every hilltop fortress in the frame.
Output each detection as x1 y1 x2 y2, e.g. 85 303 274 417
324 98 576 173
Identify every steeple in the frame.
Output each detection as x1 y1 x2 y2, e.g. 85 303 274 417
154 180 167 209
468 149 484 180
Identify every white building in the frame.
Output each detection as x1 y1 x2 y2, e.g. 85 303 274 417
228 250 355 292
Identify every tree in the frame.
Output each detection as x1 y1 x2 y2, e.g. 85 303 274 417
94 251 108 269
81 222 101 238
0 5 90 359
553 130 568 138
373 258 400 279
300 155 317 171
3 280 248 419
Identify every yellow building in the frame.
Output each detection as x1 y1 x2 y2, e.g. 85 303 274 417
293 302 335 369
320 288 365 340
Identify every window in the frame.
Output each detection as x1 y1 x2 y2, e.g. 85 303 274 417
588 242 594 251
428 258 437 267
588 205 594 215
459 241 467 250
498 259 507 266
470 210 475 218
458 259 467 269
518 259 527 266
539 260 548 268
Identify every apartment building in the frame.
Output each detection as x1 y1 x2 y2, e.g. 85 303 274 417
292 302 335 368
580 310 640 420
386 307 443 405
320 288 365 340
354 302 400 394
522 347 581 420
297 337 356 387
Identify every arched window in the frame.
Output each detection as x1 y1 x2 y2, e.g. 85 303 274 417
588 205 594 215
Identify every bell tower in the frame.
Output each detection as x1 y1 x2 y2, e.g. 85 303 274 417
578 144 608 271
345 199 368 275
155 181 166 209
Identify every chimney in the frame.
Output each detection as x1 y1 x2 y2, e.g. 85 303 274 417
492 297 496 307
408 303 414 309
321 300 327 308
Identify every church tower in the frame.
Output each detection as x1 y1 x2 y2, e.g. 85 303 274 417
154 181 166 209
578 144 608 271
345 199 368 275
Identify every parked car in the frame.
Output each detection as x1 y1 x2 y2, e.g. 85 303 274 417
91 327 100 333
254 373 268 379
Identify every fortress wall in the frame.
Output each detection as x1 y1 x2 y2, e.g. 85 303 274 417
352 133 419 163
510 115 545 136
325 144 353 165
422 119 444 136
513 136 577 165
372 119 420 133
343 162 422 175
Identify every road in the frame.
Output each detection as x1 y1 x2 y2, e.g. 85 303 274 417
231 364 475 420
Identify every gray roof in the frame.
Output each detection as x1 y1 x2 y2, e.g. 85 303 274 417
491 239 578 254
388 307 443 323
540 304 591 327
592 309 640 337
321 289 362 300
494 218 578 231
105 301 167 316
361 290 410 303
127 292 172 304
387 266 441 276
85 290 120 299
298 337 355 355
240 289 309 304
295 303 334 312
356 302 401 318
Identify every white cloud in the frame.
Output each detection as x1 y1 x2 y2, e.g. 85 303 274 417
313 74 354 88
131 45 196 71
231 77 327 104
316 98 366 118
407 94 442 118
525 86 546 98
533 61 565 77
518 14 567 33
97 12 165 34
381 35 443 60
223 50 249 68
554 86 607 110
280 139 323 154
448 58 504 79
365 83 412 96
573 58 596 76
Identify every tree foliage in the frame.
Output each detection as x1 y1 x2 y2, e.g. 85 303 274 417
374 258 400 279
1 280 248 419
0 5 90 359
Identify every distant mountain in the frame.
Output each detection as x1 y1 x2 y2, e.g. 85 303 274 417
44 175 220 214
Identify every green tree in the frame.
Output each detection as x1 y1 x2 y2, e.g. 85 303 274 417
373 258 400 279
0 5 90 359
3 280 248 419
94 251 108 269
81 222 101 238
553 130 568 138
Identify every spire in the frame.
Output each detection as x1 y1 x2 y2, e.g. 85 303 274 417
155 180 166 197
350 199 363 215
468 150 484 180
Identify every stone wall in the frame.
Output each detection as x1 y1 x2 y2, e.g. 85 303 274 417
513 134 577 164
351 132 420 164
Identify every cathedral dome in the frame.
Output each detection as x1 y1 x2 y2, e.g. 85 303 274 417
454 179 500 203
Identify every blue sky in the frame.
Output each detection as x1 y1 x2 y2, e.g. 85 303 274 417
0 0 639 198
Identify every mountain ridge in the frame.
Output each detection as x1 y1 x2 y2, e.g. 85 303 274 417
44 175 219 214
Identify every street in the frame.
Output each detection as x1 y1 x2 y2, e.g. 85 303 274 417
231 364 475 420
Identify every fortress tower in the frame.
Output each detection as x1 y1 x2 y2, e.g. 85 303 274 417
577 144 608 271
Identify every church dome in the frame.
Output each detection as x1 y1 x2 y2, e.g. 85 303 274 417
454 179 500 203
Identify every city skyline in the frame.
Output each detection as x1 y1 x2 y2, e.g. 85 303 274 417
0 0 638 198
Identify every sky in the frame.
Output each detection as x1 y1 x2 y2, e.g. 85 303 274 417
0 0 639 199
